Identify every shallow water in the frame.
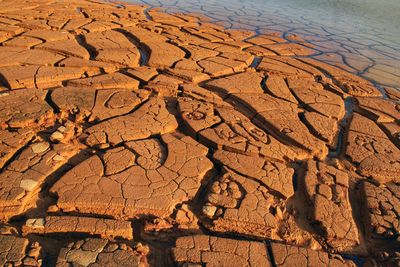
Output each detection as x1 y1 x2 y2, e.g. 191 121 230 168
124 0 400 90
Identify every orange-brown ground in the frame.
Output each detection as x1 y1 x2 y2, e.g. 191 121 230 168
0 0 399 266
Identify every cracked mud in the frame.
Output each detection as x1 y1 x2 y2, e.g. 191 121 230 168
0 0 399 266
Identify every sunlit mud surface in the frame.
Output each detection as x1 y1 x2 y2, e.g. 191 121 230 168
0 0 399 266
126 0 400 90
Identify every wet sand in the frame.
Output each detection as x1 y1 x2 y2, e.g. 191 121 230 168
0 0 399 266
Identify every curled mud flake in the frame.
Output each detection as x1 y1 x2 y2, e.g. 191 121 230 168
227 93 328 159
51 86 95 120
257 56 314 78
287 76 345 120
2 35 43 48
183 26 229 43
81 20 121 32
0 141 80 219
259 43 316 56
358 180 400 250
178 95 302 161
214 125 246 145
201 166 307 243
218 51 254 65
269 242 356 267
0 129 34 169
147 74 183 92
178 98 221 133
0 65 84 90
124 26 186 68
381 122 400 147
213 150 295 198
84 29 134 50
36 66 86 89
197 58 236 77
22 29 74 42
121 25 167 43
303 112 338 145
198 56 247 77
0 47 64 67
265 74 298 104
147 86 179 99
300 57 382 97
0 21 23 34
36 38 90 59
57 57 118 74
301 160 360 252
172 235 271 267
95 48 141 68
0 89 54 129
254 108 328 159
124 67 158 82
51 134 213 219
205 71 264 98
89 89 150 122
62 16 92 33
22 216 133 239
247 35 285 46
183 44 219 61
148 10 191 26
17 19 52 30
356 97 399 123
84 97 178 147
245 45 278 56
163 28 205 46
174 59 203 72
0 235 43 267
345 113 400 183
165 68 210 83
181 84 229 107
66 72 140 90
55 238 148 266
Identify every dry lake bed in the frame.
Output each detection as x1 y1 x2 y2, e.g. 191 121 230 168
0 0 399 266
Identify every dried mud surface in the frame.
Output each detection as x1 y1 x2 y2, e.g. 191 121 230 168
0 0 399 266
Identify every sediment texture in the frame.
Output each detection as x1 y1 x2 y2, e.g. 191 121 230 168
0 0 398 266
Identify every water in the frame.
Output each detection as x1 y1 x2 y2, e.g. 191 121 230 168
124 0 400 89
